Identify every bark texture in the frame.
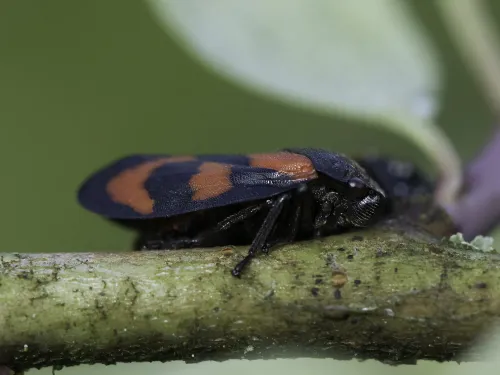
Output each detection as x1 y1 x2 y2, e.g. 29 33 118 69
0 202 498 373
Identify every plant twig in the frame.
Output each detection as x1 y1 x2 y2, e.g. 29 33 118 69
436 1 500 237
445 126 500 239
0 209 499 373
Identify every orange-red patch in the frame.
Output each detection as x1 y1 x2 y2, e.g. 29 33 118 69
221 246 234 256
106 156 196 214
248 152 318 180
189 162 232 201
331 271 348 288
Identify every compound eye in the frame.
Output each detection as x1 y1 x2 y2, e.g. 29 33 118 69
347 177 369 199
348 178 365 190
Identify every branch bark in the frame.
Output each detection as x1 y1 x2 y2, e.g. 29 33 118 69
0 205 499 373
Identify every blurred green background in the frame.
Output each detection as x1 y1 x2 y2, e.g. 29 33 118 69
0 0 499 374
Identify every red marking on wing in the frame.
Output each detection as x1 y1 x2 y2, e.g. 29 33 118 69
189 162 232 201
106 156 196 214
248 152 318 180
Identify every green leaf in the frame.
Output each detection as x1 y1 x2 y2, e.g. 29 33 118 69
146 0 462 204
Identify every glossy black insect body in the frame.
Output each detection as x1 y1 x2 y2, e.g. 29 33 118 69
78 148 387 277
356 156 433 200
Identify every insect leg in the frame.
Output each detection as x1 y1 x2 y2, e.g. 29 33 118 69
231 192 291 277
160 202 271 249
260 203 301 254
261 184 307 254
313 192 338 229
138 203 269 251
138 235 203 250
215 201 271 231
287 200 302 241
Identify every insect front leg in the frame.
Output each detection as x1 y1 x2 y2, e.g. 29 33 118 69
231 192 292 277
315 199 351 237
312 191 339 233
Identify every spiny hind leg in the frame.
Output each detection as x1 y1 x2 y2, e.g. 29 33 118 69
136 201 270 251
231 183 309 277
231 192 292 277
214 201 271 231
138 236 202 250
261 185 307 254
137 229 234 250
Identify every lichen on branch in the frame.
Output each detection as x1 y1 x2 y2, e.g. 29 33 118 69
0 202 499 373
